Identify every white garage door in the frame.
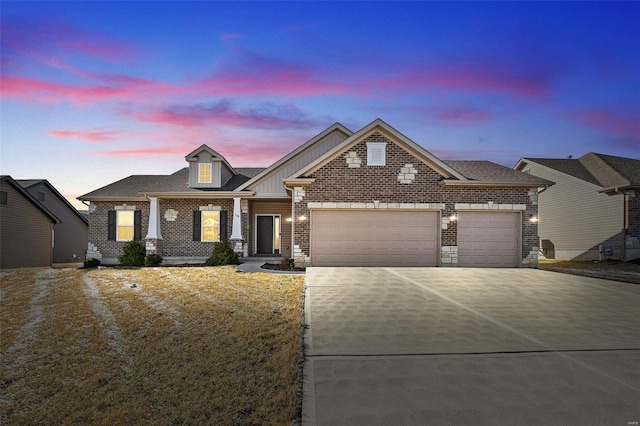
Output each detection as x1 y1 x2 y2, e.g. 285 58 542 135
457 212 520 267
311 211 439 266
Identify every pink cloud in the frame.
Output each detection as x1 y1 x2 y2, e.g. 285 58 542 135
386 60 554 99
569 109 640 141
424 106 493 124
96 146 191 157
1 75 180 105
49 128 120 142
126 100 322 130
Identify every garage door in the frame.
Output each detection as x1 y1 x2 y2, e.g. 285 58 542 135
457 212 520 267
311 210 439 266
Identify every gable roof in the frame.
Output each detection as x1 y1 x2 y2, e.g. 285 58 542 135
78 168 265 201
444 161 553 186
286 118 468 181
17 179 89 225
236 122 353 191
1 176 60 223
185 144 236 174
517 153 640 192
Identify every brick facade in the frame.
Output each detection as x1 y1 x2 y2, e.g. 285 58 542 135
87 199 234 261
293 132 539 267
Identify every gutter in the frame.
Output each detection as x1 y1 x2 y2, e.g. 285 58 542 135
441 180 552 188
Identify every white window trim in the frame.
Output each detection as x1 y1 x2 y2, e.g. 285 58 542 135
367 142 387 166
116 210 135 242
198 163 212 183
201 210 221 242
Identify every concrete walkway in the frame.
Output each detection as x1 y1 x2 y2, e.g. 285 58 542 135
302 267 640 425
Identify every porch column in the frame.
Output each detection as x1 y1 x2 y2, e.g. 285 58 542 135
230 197 243 240
146 197 162 239
145 197 162 255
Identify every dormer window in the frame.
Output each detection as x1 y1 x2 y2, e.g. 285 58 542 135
198 163 212 183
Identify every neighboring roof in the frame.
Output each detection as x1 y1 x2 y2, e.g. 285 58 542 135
78 167 266 200
17 179 89 225
518 153 640 191
444 161 553 186
1 176 60 223
287 118 468 181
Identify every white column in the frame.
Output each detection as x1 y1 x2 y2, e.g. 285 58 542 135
230 197 243 240
145 197 162 239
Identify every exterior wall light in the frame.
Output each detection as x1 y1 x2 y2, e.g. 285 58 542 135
529 215 538 223
298 215 307 221
449 214 457 221
286 217 292 222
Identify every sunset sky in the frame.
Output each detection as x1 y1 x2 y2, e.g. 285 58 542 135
1 1 639 210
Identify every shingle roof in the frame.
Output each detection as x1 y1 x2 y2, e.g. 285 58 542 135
444 160 553 185
78 167 267 199
523 153 640 189
1 176 60 223
17 179 89 224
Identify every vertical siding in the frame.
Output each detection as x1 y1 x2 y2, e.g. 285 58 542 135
188 151 224 188
249 131 348 194
249 200 292 257
527 163 624 259
24 184 88 263
221 163 233 186
0 182 53 268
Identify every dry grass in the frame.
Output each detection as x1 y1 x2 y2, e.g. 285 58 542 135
539 259 640 284
1 266 305 425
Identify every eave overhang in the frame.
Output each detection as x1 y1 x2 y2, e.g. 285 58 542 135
283 178 316 186
441 180 552 188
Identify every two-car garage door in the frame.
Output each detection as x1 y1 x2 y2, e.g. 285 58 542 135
311 211 439 266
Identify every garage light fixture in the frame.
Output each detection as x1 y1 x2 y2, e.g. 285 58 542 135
529 215 538 223
298 215 307 221
286 217 292 222
449 214 457 221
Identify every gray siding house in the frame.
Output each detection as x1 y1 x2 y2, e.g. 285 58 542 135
18 180 89 265
0 176 59 269
515 153 640 261
80 119 551 267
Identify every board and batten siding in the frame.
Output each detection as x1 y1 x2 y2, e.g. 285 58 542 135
526 162 624 260
188 151 222 188
0 181 54 268
249 200 292 257
248 131 348 195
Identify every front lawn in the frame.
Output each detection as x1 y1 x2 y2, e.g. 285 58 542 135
0 266 305 425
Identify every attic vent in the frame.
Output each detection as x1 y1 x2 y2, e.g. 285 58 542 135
367 142 387 166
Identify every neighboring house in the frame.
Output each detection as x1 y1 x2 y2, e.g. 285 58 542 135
79 119 551 267
515 153 640 261
17 179 89 264
0 176 60 269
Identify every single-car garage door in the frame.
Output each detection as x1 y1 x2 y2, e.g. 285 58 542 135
457 211 520 267
311 210 439 266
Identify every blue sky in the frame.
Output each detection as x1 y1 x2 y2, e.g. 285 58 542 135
1 1 639 209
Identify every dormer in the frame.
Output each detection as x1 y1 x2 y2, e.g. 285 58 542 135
185 144 236 189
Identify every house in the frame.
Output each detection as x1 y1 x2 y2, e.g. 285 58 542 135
79 119 551 267
17 179 89 265
0 176 60 269
515 153 640 261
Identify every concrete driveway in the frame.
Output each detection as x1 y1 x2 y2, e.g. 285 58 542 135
302 268 640 425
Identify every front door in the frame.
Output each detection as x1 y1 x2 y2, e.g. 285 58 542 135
256 215 274 254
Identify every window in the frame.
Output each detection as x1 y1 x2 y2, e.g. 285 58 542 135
0 191 7 205
367 142 386 166
116 210 135 241
193 210 227 241
108 210 141 241
198 163 212 183
201 211 220 242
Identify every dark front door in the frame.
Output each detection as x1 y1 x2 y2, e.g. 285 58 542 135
256 216 274 254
